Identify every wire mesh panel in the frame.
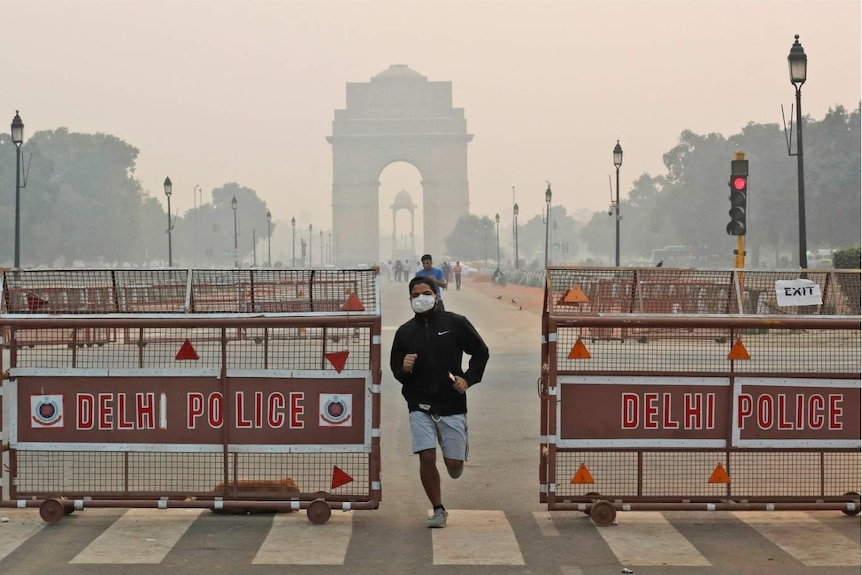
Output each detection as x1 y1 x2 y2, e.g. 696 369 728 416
545 267 861 317
1 267 380 315
541 267 862 516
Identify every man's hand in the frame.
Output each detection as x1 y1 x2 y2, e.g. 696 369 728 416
450 373 468 394
403 353 417 373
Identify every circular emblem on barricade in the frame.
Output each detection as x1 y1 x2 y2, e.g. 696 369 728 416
32 396 63 427
320 395 352 425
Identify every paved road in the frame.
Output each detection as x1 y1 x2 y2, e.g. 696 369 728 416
0 277 859 575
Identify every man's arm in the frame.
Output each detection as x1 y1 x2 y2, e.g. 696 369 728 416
389 328 414 385
457 316 489 386
435 269 447 288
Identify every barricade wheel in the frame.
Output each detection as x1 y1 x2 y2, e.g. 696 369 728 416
39 499 66 524
842 492 861 516
589 500 616 527
307 499 332 524
582 492 601 515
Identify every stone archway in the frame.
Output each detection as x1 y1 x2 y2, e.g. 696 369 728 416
327 65 473 265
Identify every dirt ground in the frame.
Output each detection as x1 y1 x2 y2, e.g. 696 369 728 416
460 274 545 314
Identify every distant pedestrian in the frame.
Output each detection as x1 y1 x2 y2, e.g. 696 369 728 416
452 261 463 290
442 261 452 289
414 254 447 311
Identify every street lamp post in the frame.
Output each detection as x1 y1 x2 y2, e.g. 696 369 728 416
319 229 323 265
613 140 623 267
266 210 272 266
193 184 200 266
494 213 501 269
513 203 520 270
163 177 173 266
788 34 808 269
308 224 313 268
291 217 296 267
483 222 488 268
231 195 238 267
11 111 24 268
544 183 552 270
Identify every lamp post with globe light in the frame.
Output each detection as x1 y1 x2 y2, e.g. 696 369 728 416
11 111 25 267
164 177 173 266
543 184 552 270
231 195 238 267
266 210 272 266
513 203 519 270
613 140 623 266
788 34 808 269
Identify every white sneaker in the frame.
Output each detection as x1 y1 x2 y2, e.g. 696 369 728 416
426 508 448 528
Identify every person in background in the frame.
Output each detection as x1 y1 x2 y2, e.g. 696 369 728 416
414 254 447 310
441 260 452 288
390 276 489 528
452 261 463 291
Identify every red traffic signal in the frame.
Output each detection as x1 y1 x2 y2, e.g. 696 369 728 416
727 175 747 236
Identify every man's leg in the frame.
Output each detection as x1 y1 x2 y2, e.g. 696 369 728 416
443 457 464 479
439 414 468 478
418 448 442 506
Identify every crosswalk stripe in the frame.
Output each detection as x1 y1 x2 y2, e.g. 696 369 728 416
253 511 353 565
432 509 525 565
70 508 202 564
532 510 562 537
733 511 861 567
596 511 711 567
0 511 45 562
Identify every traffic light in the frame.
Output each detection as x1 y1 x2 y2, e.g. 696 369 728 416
726 157 749 236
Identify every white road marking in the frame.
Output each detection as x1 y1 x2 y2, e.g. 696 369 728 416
432 509 524 565
532 510 563 536
0 511 45 561
733 511 861 567
71 508 202 564
253 511 353 565
596 511 711 567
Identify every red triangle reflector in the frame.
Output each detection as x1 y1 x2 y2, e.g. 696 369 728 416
331 466 353 489
342 292 365 311
176 339 199 360
727 338 750 360
568 338 592 359
708 462 731 483
571 463 595 484
325 350 349 373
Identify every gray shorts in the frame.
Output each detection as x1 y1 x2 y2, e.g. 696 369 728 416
409 411 468 460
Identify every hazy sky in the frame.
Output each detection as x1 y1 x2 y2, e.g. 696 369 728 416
3 0 860 239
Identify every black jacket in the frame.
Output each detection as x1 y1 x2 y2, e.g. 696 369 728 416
390 307 489 416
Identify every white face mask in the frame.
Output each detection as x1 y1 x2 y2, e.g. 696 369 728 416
411 294 436 314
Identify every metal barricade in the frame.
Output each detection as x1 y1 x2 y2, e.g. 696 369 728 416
0 268 381 524
540 267 861 525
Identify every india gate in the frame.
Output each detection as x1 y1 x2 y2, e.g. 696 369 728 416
327 65 473 265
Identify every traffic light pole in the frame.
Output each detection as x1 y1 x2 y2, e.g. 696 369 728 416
736 235 745 269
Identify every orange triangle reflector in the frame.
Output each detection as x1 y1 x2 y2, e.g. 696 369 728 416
563 285 589 304
325 350 349 373
331 466 353 489
568 338 592 359
571 463 595 484
727 338 750 360
708 462 731 483
176 339 199 360
342 292 365 311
